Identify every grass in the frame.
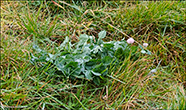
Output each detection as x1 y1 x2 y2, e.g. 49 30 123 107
1 1 186 109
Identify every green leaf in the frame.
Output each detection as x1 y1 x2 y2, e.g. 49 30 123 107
114 48 124 58
74 58 84 64
98 30 106 44
55 57 65 71
73 74 84 79
106 50 114 57
86 59 98 66
58 36 69 50
83 55 92 62
100 68 108 76
113 41 127 51
46 53 55 63
65 62 78 69
103 42 114 48
98 30 106 39
79 34 89 41
83 46 91 54
91 45 102 54
64 61 81 75
77 34 89 47
91 71 101 76
102 56 112 66
93 63 106 73
55 56 73 71
38 53 48 62
60 51 70 56
93 77 100 85
85 59 100 70
113 41 122 50
84 70 93 80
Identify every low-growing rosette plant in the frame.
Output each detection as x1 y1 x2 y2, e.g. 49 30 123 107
30 31 151 85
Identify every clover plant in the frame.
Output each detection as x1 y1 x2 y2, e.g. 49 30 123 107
30 31 150 85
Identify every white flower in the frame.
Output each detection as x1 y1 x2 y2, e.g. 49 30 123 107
127 38 135 44
143 43 148 47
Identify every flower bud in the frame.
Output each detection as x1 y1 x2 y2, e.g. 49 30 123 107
143 43 148 47
127 38 135 44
